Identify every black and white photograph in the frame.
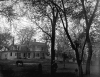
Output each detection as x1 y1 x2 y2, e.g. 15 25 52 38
0 0 99 77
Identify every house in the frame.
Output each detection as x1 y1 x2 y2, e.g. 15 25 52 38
0 40 48 60
17 41 48 59
0 44 19 60
0 50 18 60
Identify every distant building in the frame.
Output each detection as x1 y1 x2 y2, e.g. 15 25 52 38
0 40 48 60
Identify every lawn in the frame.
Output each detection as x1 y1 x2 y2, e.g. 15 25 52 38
0 59 99 77
0 59 78 77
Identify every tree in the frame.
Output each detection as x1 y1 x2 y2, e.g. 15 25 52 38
21 0 59 76
56 27 71 67
22 0 84 76
62 52 68 68
17 26 36 46
33 18 52 43
50 0 99 76
49 1 85 76
80 0 99 75
53 0 99 76
0 0 28 45
0 32 13 50
0 0 19 29
19 0 99 76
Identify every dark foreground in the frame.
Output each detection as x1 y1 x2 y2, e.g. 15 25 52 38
0 59 100 77
0 62 77 77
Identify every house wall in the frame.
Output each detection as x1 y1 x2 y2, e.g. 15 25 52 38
7 52 17 60
0 42 48 60
30 52 34 59
28 52 43 59
0 52 17 60
0 51 46 60
35 52 41 59
29 45 47 59
21 53 24 58
17 52 26 59
30 45 45 51
16 52 32 59
31 52 46 59
35 46 41 51
0 52 8 59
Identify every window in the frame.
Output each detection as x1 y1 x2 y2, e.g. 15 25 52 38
28 53 30 58
38 53 39 57
36 53 39 57
23 53 26 57
10 52 12 56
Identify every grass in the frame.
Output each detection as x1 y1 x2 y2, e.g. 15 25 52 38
0 63 77 77
1 59 98 77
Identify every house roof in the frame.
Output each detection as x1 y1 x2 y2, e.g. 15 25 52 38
19 45 30 51
0 51 29 53
18 41 46 47
0 50 18 53
9 44 18 49
0 41 47 53
29 42 46 46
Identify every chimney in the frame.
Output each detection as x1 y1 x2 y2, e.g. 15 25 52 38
12 37 14 45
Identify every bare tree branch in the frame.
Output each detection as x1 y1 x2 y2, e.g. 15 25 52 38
50 0 64 13
88 0 99 26
34 20 52 38
81 0 89 26
45 14 53 25
81 37 86 61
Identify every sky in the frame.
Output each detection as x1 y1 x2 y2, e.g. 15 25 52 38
0 15 42 43
0 0 43 44
0 0 83 44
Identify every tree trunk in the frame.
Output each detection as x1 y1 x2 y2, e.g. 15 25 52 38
51 10 58 76
51 22 56 76
86 59 91 75
64 60 65 68
74 47 83 77
78 63 83 77
86 37 92 75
